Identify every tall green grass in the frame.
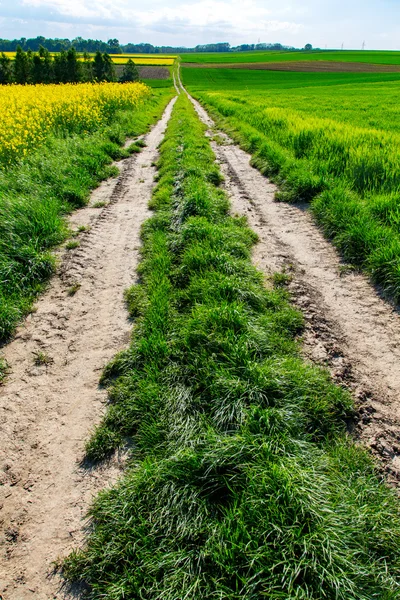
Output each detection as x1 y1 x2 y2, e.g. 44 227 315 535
63 93 400 599
185 76 400 301
0 89 173 341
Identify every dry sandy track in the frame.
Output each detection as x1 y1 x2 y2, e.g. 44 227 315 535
0 97 176 599
185 88 400 483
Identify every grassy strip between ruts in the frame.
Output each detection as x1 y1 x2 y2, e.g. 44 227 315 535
185 83 400 302
63 93 400 599
0 88 173 342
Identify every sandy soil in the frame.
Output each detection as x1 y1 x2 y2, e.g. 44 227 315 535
184 86 400 484
0 97 176 599
182 61 400 73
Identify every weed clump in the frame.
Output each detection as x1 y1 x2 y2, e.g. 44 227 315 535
32 350 53 366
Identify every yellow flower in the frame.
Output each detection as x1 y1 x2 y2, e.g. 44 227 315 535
0 82 151 165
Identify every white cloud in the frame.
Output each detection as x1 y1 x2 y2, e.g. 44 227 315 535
1 0 399 48
20 0 303 36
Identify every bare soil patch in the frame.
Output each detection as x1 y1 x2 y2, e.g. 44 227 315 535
187 90 400 486
183 61 400 73
0 98 176 599
114 65 170 79
138 66 170 79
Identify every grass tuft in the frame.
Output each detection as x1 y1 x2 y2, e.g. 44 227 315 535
67 282 81 296
65 240 80 250
32 350 54 366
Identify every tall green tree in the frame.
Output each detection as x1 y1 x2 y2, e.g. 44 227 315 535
66 47 81 82
102 53 115 81
119 58 139 82
32 53 44 83
93 50 104 80
81 52 93 81
53 50 68 83
0 52 12 84
14 46 32 84
93 51 115 81
41 46 54 83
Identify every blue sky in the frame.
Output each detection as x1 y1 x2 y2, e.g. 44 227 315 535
0 0 398 49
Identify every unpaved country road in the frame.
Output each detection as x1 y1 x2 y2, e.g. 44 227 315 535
183 85 400 483
0 97 176 599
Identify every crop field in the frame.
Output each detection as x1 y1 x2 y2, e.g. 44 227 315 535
183 67 400 90
109 56 175 65
182 49 400 65
183 67 400 300
2 51 176 65
0 82 150 164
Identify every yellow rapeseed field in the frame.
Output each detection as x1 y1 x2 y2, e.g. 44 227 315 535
110 57 175 65
0 81 150 165
2 52 176 66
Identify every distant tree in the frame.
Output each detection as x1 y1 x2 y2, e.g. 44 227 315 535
107 38 121 54
71 36 85 52
119 58 139 82
195 42 230 53
304 43 313 51
14 46 32 84
28 36 46 51
0 52 12 84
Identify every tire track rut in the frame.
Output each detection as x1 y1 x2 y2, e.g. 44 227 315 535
0 97 176 599
184 87 400 485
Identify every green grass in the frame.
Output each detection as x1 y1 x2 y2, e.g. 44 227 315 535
142 78 173 88
183 67 400 92
183 69 400 301
63 92 400 599
65 240 80 250
32 350 54 366
181 49 400 65
0 88 174 342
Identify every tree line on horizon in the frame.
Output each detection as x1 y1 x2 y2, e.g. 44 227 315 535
0 36 299 55
0 46 140 85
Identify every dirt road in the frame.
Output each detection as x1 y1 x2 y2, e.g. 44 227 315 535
182 84 400 483
2 71 400 599
0 98 176 599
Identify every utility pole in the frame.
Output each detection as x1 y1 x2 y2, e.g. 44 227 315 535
362 40 366 50
341 42 344 50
